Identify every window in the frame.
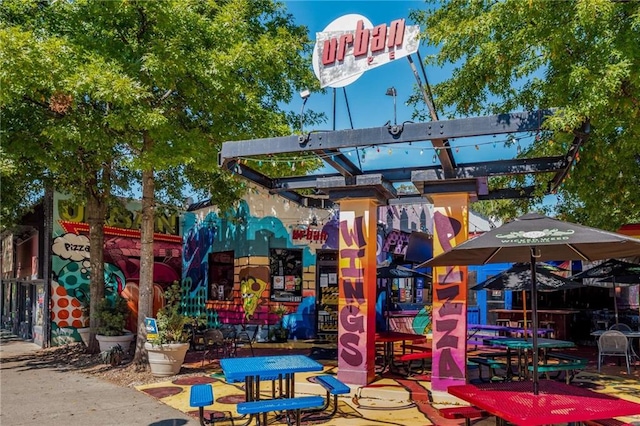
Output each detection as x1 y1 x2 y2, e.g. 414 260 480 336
269 249 303 302
208 251 234 301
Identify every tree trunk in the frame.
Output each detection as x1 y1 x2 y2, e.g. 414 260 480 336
86 192 107 354
134 132 155 368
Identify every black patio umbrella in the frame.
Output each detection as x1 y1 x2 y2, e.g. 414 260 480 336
419 212 640 395
471 263 581 337
377 264 431 279
569 259 640 325
470 262 578 292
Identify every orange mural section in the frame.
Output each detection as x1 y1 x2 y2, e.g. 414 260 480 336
430 194 469 393
337 199 378 386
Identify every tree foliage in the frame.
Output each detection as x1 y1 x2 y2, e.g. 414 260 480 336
411 0 640 230
2 0 322 359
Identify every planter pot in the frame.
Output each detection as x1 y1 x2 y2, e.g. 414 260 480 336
77 327 90 346
145 342 189 377
96 333 134 352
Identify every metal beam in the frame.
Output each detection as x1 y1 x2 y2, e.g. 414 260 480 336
411 156 565 182
314 149 362 176
549 121 591 193
218 110 552 164
421 185 537 201
478 186 537 200
269 157 564 192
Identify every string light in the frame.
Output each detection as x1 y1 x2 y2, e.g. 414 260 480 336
224 133 540 170
432 154 437 163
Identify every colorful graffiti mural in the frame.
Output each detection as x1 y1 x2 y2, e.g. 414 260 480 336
430 195 469 395
50 193 182 346
182 186 437 346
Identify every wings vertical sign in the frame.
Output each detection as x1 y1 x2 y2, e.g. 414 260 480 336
312 14 421 88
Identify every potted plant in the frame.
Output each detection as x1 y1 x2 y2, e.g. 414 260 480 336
145 281 192 377
77 301 91 346
268 304 290 343
95 294 134 352
100 344 125 367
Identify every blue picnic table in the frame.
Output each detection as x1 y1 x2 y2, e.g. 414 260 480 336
221 354 323 400
483 337 575 380
220 354 325 426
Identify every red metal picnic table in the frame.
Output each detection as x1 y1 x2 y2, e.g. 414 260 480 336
448 380 640 425
375 331 427 373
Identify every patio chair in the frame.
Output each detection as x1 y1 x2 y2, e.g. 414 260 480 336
597 330 631 375
234 329 255 356
609 323 633 332
202 328 227 366
219 324 238 357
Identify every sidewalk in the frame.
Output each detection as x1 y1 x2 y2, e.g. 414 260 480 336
0 333 199 426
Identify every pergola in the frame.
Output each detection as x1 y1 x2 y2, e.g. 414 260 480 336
218 110 589 207
217 110 590 394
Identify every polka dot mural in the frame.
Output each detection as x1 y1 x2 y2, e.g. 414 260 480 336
51 280 85 328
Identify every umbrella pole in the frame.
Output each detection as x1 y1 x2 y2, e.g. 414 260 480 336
529 250 540 395
522 290 528 339
613 279 619 326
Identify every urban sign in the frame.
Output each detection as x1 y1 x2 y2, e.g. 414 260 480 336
312 14 420 88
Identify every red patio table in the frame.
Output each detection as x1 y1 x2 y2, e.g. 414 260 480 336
375 331 426 373
448 380 640 426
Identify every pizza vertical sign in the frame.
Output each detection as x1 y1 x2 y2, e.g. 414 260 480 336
312 14 421 88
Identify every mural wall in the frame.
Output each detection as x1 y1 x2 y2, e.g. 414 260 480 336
50 193 182 346
182 188 339 339
183 186 436 340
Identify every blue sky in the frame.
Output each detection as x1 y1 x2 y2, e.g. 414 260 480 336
282 1 537 173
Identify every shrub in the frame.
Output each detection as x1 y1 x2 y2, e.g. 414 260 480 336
96 294 130 336
150 281 191 345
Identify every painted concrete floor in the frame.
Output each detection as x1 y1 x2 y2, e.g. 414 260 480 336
137 341 640 425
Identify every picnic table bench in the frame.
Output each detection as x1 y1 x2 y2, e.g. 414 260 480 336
468 356 508 382
237 396 325 426
439 406 489 426
301 374 351 420
394 344 433 375
190 384 222 426
527 352 588 383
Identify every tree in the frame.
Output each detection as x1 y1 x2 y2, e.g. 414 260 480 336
2 2 137 352
410 0 640 230
1 0 322 363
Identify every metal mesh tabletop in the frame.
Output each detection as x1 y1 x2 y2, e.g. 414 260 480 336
220 355 323 383
448 380 640 425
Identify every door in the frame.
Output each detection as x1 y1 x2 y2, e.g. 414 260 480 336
315 250 338 342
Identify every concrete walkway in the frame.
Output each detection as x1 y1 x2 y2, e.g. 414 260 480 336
0 335 199 426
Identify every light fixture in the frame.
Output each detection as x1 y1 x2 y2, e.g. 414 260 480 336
385 86 397 125
310 216 318 226
299 89 310 133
